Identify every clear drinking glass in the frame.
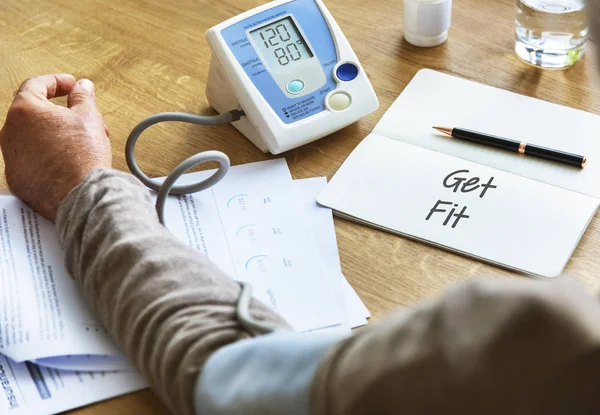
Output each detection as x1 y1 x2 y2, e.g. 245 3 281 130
515 0 588 68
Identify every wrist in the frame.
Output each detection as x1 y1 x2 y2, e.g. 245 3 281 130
50 168 99 221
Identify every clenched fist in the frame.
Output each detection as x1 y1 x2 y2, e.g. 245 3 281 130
0 74 112 220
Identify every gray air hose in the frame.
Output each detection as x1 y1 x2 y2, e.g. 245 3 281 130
125 109 281 335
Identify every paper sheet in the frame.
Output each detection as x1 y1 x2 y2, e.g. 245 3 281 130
341 277 370 327
293 178 369 329
34 355 134 372
0 354 146 415
0 194 123 362
294 177 349 331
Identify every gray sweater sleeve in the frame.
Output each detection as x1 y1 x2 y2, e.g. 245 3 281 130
55 168 289 415
311 278 600 415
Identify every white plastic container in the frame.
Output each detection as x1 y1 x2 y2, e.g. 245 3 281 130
403 0 452 47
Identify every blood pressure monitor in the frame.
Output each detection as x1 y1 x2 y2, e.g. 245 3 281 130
205 0 379 154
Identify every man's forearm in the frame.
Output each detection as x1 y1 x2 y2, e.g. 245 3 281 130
55 169 288 414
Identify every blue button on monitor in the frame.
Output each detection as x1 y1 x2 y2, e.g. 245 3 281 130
287 79 305 94
336 63 359 82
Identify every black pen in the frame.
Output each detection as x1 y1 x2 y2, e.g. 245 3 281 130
433 127 587 169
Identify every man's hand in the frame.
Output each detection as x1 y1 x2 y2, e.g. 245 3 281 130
0 74 112 220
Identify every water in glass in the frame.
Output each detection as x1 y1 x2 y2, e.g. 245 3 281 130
515 0 588 68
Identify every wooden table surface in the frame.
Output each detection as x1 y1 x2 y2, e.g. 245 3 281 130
1 0 600 413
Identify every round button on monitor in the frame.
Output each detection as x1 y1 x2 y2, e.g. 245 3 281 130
286 79 305 94
327 91 351 111
335 63 359 82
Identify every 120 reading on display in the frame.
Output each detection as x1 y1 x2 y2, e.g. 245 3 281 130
249 16 314 71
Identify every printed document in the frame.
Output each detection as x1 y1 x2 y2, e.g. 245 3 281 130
0 354 146 415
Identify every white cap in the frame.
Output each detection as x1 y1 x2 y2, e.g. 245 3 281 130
403 0 452 48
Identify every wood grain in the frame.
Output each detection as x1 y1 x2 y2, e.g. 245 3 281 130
1 0 600 413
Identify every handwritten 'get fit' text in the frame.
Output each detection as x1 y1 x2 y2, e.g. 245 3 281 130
425 169 497 229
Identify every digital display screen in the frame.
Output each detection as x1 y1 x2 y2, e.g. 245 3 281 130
249 16 313 72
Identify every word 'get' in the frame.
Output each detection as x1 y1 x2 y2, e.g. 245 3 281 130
425 169 497 229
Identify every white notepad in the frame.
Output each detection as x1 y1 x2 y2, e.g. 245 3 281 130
318 70 600 278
